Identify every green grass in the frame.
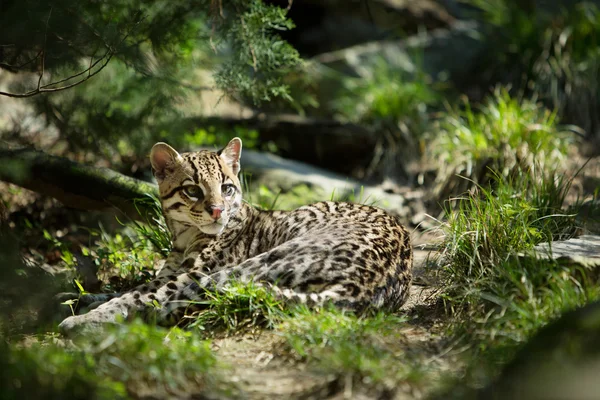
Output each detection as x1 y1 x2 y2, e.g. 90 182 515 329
186 280 291 334
0 321 228 399
93 227 159 284
39 195 168 293
128 194 172 256
243 181 326 211
182 281 430 390
332 58 440 172
437 170 580 319
430 88 572 198
439 170 577 277
433 168 595 388
279 307 419 387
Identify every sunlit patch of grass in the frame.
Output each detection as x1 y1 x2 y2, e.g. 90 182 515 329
437 171 580 319
439 171 577 280
279 307 420 388
1 321 229 399
186 280 292 335
242 178 328 211
430 88 573 198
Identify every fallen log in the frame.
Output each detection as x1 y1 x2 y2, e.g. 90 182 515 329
0 147 158 220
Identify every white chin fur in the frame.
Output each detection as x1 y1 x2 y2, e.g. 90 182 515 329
198 222 226 235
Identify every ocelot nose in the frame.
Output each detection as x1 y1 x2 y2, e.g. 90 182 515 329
206 205 224 220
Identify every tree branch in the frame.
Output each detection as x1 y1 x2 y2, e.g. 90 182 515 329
0 13 141 99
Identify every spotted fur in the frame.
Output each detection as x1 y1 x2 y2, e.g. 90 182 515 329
58 138 412 334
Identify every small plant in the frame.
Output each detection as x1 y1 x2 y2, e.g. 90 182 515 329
90 225 159 289
430 88 572 198
187 280 291 334
331 58 441 180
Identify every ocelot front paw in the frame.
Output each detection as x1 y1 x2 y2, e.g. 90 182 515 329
58 307 127 337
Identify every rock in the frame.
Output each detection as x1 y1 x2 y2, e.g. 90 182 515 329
240 149 425 224
528 235 600 268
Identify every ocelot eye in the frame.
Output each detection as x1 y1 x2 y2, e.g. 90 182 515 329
222 184 236 197
183 185 203 199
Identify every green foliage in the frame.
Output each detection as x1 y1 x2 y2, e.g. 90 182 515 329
0 321 226 399
280 307 413 385
42 229 76 268
334 59 439 136
439 171 577 298
2 0 303 160
33 60 187 159
1 0 301 103
242 180 378 212
187 280 290 334
0 339 126 400
90 225 159 288
530 3 600 135
243 182 326 211
182 125 261 150
431 88 572 197
431 168 597 389
464 0 600 136
214 1 302 104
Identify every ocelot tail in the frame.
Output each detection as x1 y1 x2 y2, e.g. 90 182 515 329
58 138 412 334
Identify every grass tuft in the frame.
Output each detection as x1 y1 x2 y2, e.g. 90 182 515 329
334 58 439 130
439 170 577 279
129 194 172 256
186 280 291 334
430 88 572 198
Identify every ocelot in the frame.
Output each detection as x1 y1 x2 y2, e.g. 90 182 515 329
58 138 412 334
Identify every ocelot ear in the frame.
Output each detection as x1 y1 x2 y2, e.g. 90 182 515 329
150 142 183 181
218 137 242 175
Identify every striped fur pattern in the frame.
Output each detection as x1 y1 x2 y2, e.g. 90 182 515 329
58 138 412 334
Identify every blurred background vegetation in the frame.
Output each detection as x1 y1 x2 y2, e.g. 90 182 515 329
2 0 600 399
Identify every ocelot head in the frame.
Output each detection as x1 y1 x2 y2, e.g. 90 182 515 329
150 138 243 235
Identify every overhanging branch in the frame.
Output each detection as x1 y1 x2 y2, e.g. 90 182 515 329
0 13 142 99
